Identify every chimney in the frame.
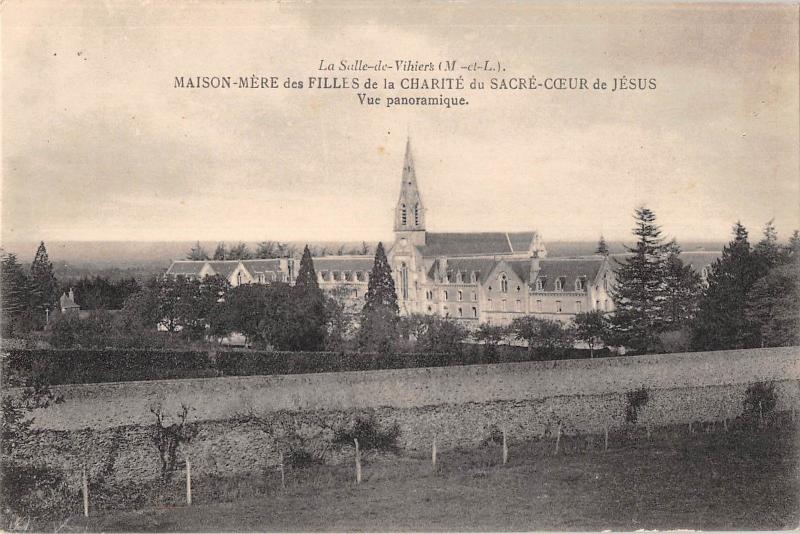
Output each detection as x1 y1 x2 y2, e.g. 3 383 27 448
529 252 541 284
69 288 75 302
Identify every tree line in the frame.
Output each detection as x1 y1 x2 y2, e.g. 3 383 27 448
186 240 374 260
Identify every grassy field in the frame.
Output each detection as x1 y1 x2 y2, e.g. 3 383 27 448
64 420 799 532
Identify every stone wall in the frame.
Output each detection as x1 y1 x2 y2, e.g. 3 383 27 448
18 346 800 431
10 347 800 487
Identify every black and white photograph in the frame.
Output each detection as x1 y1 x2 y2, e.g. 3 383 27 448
1 1 799 531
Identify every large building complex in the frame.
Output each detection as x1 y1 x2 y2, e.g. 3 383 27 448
166 139 616 325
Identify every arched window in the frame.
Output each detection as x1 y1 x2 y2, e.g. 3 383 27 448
400 263 409 300
500 274 508 293
401 204 407 225
457 290 463 301
236 271 243 286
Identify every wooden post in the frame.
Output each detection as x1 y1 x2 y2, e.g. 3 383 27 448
432 437 437 469
279 451 285 489
759 401 763 427
604 425 609 451
186 458 192 506
554 424 561 455
689 421 693 434
354 438 361 484
646 423 651 440
723 417 728 433
82 466 89 518
502 428 508 465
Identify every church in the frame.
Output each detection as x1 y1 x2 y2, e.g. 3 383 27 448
166 139 615 325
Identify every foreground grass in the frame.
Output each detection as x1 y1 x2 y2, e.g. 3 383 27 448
67 420 799 532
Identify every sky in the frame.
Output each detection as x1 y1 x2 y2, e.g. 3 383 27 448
2 1 799 246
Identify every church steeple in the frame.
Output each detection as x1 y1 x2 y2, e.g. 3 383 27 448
394 138 426 244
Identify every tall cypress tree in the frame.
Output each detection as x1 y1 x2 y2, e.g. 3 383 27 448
359 242 399 352
292 245 327 350
609 207 670 353
691 222 763 350
29 241 59 327
1 252 34 336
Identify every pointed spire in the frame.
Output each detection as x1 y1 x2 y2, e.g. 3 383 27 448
394 137 425 235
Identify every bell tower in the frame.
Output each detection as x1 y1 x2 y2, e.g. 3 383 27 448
394 137 426 246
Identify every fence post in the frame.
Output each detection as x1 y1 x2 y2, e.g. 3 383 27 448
82 465 89 518
554 424 561 455
354 438 361 485
186 458 192 506
689 421 693 434
604 425 608 451
432 436 437 470
723 417 728 433
502 428 508 465
279 451 285 489
646 423 651 440
759 401 764 427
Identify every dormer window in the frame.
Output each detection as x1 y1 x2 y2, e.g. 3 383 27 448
471 272 477 283
575 277 586 291
536 278 546 291
555 277 565 291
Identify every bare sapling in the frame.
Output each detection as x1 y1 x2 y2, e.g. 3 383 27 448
186 457 192 505
354 438 362 484
604 425 609 451
502 428 508 465
432 436 437 470
279 451 285 489
554 424 562 455
82 465 89 518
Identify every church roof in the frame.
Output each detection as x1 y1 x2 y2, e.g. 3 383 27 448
241 259 282 274
532 258 605 291
418 232 537 257
313 256 374 273
427 257 498 283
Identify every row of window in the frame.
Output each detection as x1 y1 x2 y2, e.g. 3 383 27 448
399 203 421 226
534 276 587 292
430 305 480 319
318 270 369 282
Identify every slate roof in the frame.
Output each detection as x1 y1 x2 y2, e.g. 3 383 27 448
504 259 534 283
165 261 207 277
241 259 282 274
59 292 79 310
418 232 537 257
313 256 374 273
532 258 604 292
205 261 242 279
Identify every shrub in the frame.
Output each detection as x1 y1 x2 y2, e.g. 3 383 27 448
0 460 76 526
284 447 325 469
481 424 504 446
625 387 649 424
333 415 400 452
743 381 777 421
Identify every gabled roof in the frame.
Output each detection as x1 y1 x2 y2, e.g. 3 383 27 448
504 259 534 283
533 258 604 291
166 261 209 277
205 261 243 279
60 292 79 309
313 256 374 273
418 232 537 257
241 259 283 274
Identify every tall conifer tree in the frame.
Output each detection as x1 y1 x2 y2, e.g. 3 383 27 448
691 222 763 350
292 245 327 350
609 207 670 352
359 242 399 352
596 235 609 255
29 241 59 327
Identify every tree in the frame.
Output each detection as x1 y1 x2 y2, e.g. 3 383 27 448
752 219 785 271
662 242 703 328
213 242 227 260
359 241 371 255
46 310 114 349
510 316 573 358
291 246 327 350
255 241 277 259
29 241 59 328
609 207 671 353
474 323 508 361
359 242 399 353
745 262 800 347
400 314 468 354
691 222 765 350
186 241 209 261
596 235 609 255
224 283 271 346
572 311 610 358
1 252 34 337
228 242 253 260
